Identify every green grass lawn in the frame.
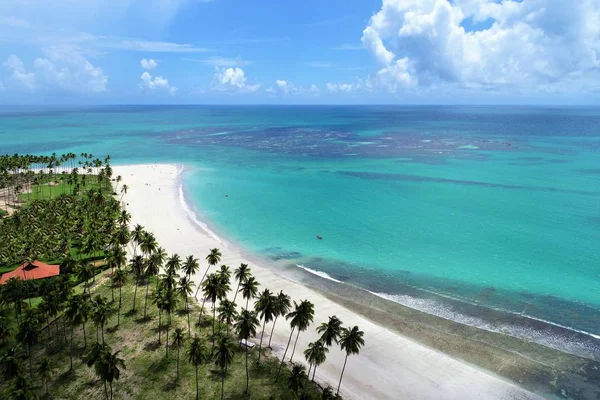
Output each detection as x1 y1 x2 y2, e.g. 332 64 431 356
18 179 109 202
0 208 7 217
0 270 326 400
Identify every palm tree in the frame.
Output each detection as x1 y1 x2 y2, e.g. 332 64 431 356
254 288 276 364
316 315 343 347
129 255 145 312
217 299 238 336
177 276 194 336
240 276 259 311
304 340 328 381
0 347 25 380
119 184 128 202
182 255 199 280
161 289 178 357
144 247 165 318
235 309 259 395
269 290 291 349
213 334 235 400
95 347 126 400
187 335 208 400
65 294 90 362
165 253 182 276
321 386 336 400
0 318 12 345
130 225 144 256
117 209 130 226
336 326 365 396
195 248 221 298
91 296 115 344
287 363 308 398
232 263 251 304
16 310 40 378
172 328 185 381
37 358 52 395
276 300 315 381
8 375 39 400
112 268 127 326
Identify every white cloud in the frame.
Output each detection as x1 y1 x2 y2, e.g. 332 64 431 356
140 58 157 70
361 0 600 92
3 55 35 90
3 48 106 93
139 71 177 95
275 79 297 94
211 67 260 92
186 56 251 67
309 84 320 94
326 82 361 93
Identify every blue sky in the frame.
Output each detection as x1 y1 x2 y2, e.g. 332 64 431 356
0 0 599 104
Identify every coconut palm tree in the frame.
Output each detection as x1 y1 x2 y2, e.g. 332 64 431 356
161 288 178 357
287 363 308 398
165 253 182 276
217 299 238 336
269 290 291 349
0 318 12 345
0 347 25 380
187 335 208 400
232 263 251 304
235 309 259 395
182 255 199 280
202 273 230 347
7 375 39 400
112 268 127 326
172 328 185 381
316 315 343 347
195 248 221 298
240 276 259 311
213 334 235 400
64 294 90 368
144 247 165 318
91 296 115 344
95 346 126 400
288 300 315 362
254 288 276 364
304 340 328 381
276 300 315 381
130 225 144 257
128 255 144 312
119 184 128 202
177 276 194 336
37 358 51 395
117 209 130 226
336 325 365 396
321 386 336 400
16 310 41 378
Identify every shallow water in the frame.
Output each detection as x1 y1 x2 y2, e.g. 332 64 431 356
1 105 599 355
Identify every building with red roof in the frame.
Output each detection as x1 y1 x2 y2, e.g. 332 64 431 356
0 260 60 285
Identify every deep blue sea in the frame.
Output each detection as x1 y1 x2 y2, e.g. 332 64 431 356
1 105 599 356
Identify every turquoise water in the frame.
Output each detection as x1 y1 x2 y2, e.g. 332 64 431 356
1 105 599 350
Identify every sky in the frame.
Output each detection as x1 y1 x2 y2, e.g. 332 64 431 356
0 0 599 105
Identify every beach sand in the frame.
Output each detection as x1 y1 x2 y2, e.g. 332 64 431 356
114 163 544 400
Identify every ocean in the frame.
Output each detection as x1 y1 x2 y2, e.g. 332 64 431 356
1 105 599 357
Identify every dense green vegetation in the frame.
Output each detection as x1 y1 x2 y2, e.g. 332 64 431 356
0 153 365 399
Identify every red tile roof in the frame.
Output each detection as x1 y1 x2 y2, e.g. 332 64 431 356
0 260 60 285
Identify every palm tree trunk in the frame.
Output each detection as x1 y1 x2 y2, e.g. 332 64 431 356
245 344 249 394
195 365 199 400
245 297 249 311
187 305 191 337
212 306 216 348
312 365 317 381
257 319 266 364
199 297 207 323
221 366 225 400
233 281 240 304
101 323 105 344
176 347 180 380
275 327 295 381
289 329 301 362
165 318 169 358
118 286 122 326
307 363 312 379
132 280 138 311
103 380 108 400
336 354 348 396
28 344 32 378
158 311 162 344
82 322 87 348
268 316 278 348
110 382 113 400
144 282 150 317
70 325 74 370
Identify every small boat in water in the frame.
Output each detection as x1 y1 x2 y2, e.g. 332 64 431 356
316 235 323 240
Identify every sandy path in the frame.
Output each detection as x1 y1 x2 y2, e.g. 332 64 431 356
114 163 544 400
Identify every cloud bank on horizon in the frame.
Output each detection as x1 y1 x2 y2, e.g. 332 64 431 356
0 0 598 104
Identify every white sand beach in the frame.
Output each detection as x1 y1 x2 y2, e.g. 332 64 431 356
114 163 544 400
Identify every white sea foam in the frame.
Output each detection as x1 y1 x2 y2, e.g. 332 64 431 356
371 291 600 359
296 264 343 283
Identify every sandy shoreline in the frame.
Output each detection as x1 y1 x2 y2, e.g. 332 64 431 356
114 163 544 400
